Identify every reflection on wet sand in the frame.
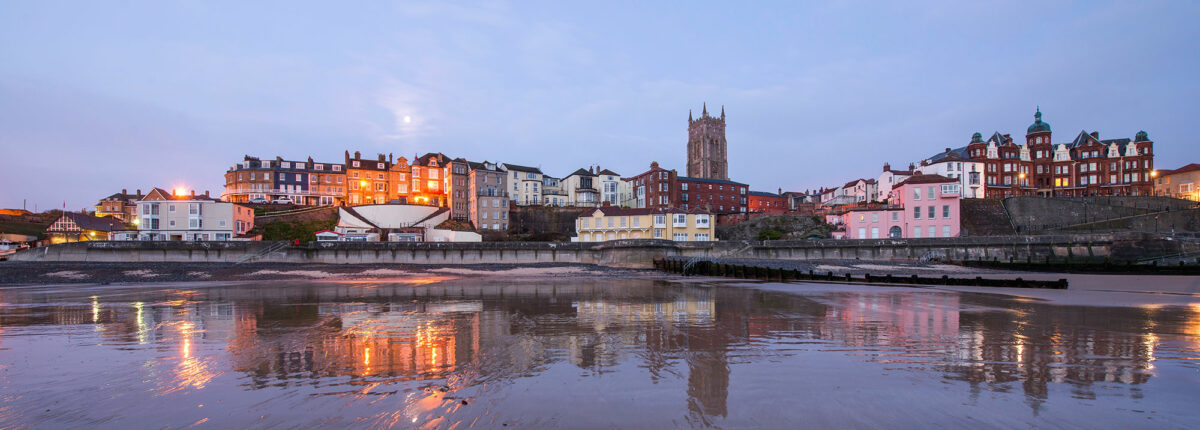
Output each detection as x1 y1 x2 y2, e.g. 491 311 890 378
0 279 1197 428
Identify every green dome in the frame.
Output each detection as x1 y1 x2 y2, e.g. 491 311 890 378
970 132 983 143
1027 108 1051 133
1135 130 1149 142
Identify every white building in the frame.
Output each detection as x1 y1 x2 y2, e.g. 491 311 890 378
563 168 600 207
334 204 481 242
596 168 621 206
914 147 986 199
617 178 637 208
134 188 255 241
876 163 914 203
501 163 543 206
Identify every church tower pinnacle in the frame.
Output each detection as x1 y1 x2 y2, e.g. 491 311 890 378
686 103 728 180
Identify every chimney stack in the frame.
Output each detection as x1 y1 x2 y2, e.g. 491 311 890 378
945 147 951 153
307 156 313 164
137 189 142 195
190 190 196 197
908 163 915 171
883 162 890 172
204 191 210 197
1090 131 1099 139
354 151 361 159
122 189 127 195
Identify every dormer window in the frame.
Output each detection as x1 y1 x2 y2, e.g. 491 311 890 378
377 163 384 169
352 161 360 168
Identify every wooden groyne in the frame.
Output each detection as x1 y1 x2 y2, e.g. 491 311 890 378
654 258 1069 290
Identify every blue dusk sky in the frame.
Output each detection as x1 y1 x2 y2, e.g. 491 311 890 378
2 1 1198 210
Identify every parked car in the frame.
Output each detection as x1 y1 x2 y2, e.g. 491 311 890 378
249 197 269 204
272 197 295 205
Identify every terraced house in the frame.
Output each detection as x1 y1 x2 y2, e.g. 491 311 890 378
345 151 391 205
223 155 345 205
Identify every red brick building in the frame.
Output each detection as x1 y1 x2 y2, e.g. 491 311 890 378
747 191 787 214
963 109 1155 198
628 162 748 214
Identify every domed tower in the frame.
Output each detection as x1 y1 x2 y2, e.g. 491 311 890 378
1027 107 1054 191
967 132 986 160
687 103 728 180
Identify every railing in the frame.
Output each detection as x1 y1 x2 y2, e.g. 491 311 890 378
221 188 345 197
476 191 510 197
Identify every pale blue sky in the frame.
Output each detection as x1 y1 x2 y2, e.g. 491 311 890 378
2 1 1197 210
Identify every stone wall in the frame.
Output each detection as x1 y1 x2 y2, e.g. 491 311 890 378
12 234 1172 268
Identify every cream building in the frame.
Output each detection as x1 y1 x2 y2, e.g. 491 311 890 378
501 163 543 206
574 207 715 242
134 188 255 241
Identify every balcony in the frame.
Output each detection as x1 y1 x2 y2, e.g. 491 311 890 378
476 190 510 197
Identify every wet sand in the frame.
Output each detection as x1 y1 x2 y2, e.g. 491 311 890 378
0 271 1198 428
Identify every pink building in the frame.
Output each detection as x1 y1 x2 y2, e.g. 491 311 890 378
844 174 961 239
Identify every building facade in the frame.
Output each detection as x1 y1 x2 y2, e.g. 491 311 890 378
686 104 728 180
468 161 510 232
95 189 145 222
1155 164 1200 201
959 109 1155 198
747 191 787 214
502 163 544 206
575 207 715 242
345 151 392 205
597 168 621 206
845 174 961 239
914 150 984 199
223 156 345 205
876 164 914 203
448 158 471 220
46 212 130 243
135 188 254 241
563 168 600 207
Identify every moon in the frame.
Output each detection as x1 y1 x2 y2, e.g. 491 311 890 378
403 115 412 123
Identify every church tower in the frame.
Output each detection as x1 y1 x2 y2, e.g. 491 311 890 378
687 103 728 180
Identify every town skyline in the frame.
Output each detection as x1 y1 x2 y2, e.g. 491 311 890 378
3 1 1199 210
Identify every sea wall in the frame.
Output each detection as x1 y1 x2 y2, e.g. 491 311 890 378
11 233 1174 269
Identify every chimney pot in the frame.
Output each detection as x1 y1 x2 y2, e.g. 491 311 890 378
945 147 951 153
190 190 196 197
122 189 127 195
354 151 361 159
137 189 141 195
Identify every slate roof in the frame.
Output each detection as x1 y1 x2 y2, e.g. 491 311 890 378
747 191 783 198
1162 163 1200 176
56 212 130 232
925 146 970 164
102 191 145 201
593 206 713 217
566 168 596 177
894 174 957 188
416 152 452 166
597 169 620 176
501 163 543 174
677 176 748 186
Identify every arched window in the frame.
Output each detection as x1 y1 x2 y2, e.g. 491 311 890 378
888 226 902 238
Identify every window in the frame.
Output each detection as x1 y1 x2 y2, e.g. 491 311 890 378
168 204 176 212
913 187 921 200
682 183 688 191
673 233 688 241
871 213 878 223
695 233 710 241
333 165 342 172
913 206 921 219
942 225 951 237
673 214 687 227
607 217 614 228
696 214 710 227
892 212 898 222
871 227 879 239
928 206 934 219
654 215 666 227
913 226 922 238
632 217 640 227
942 205 950 218
654 229 663 238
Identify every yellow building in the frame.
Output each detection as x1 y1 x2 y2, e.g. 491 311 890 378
1155 164 1200 201
575 207 715 242
345 151 392 205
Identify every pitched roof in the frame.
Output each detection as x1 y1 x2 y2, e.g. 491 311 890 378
140 187 221 202
593 206 712 217
678 176 748 186
566 168 596 177
501 163 543 174
57 212 129 232
894 174 957 187
416 152 451 166
748 191 782 198
1162 163 1200 176
597 169 620 176
925 146 969 164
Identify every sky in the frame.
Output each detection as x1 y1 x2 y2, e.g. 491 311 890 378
2 1 1198 211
